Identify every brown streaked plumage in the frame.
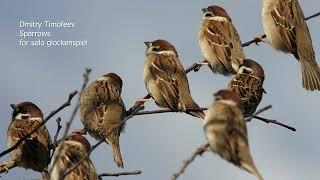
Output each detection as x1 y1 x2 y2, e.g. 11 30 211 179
262 0 320 91
144 39 205 119
6 102 51 172
203 90 263 180
199 5 245 75
49 133 98 180
228 59 266 117
80 73 126 168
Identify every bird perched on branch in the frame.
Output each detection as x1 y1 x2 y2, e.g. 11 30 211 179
203 90 263 180
4 102 50 174
49 133 98 180
199 5 245 76
142 39 205 119
261 0 320 90
80 73 126 168
228 59 266 117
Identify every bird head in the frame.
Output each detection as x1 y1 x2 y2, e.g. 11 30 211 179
202 5 231 21
11 102 43 120
144 39 178 57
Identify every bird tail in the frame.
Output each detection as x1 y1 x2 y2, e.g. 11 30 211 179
300 60 320 91
111 141 124 168
241 161 263 180
184 98 205 119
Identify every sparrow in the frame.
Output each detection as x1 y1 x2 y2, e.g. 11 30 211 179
6 102 51 172
143 39 205 119
80 73 126 168
203 89 263 180
228 59 266 117
49 133 98 180
262 0 320 90
199 5 245 76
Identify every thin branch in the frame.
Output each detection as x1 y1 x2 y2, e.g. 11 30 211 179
98 170 142 179
245 105 272 122
61 105 145 178
51 117 62 154
0 90 77 158
241 11 320 47
253 116 296 131
245 105 296 131
305 11 320 20
63 68 91 138
49 68 92 171
171 143 210 180
133 107 208 116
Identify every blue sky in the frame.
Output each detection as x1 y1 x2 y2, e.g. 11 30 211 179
0 0 319 179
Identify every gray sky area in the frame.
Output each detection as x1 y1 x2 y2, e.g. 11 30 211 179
1 0 320 179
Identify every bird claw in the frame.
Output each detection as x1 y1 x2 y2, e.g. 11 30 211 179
135 98 152 105
0 164 9 174
194 60 208 72
254 35 267 46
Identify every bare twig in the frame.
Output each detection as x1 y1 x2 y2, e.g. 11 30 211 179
245 105 296 131
61 105 145 178
0 90 77 158
246 105 272 122
171 143 210 180
98 170 142 179
133 107 208 116
305 11 320 20
241 11 320 47
51 117 62 154
63 68 91 138
253 116 296 131
49 68 92 171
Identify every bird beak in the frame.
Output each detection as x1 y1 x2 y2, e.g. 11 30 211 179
202 8 207 13
10 104 18 111
144 41 152 48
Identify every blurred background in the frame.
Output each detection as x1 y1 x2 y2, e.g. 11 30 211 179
0 0 319 179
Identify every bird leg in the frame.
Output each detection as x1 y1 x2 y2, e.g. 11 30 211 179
254 35 268 45
135 98 154 105
0 161 15 174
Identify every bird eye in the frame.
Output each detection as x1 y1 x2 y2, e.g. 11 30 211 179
204 12 214 17
152 47 160 52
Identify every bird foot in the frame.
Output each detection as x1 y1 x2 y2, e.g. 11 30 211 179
72 128 87 135
0 163 9 174
194 60 208 72
254 35 268 46
196 60 209 66
135 98 153 105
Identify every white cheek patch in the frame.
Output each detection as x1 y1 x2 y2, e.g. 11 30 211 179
15 113 31 120
219 100 237 106
208 16 228 22
155 50 176 56
97 76 109 81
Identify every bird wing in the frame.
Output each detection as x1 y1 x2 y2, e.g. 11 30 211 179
204 19 244 72
7 118 51 170
271 0 320 90
271 0 298 52
91 81 126 137
149 55 184 110
51 141 98 180
228 74 264 117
